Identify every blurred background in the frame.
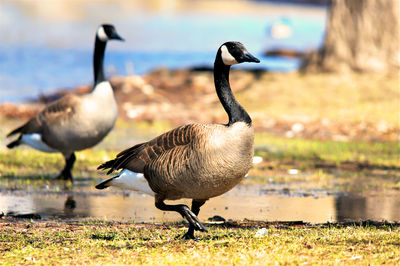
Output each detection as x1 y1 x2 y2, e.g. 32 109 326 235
1 0 326 102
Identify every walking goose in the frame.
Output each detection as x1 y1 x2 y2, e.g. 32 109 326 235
6 24 124 181
96 42 260 239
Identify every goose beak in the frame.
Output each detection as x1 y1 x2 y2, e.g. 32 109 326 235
111 32 124 41
242 53 260 63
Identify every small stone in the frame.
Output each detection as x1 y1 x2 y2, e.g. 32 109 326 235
255 228 268 237
252 156 263 164
141 84 154 95
292 123 304 133
288 169 299 175
377 120 388 132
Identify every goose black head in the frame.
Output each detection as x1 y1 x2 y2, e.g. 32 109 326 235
218 41 260 66
97 24 124 42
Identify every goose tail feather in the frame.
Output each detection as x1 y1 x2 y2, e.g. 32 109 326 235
97 159 117 174
95 176 116 190
6 136 22 149
7 125 25 137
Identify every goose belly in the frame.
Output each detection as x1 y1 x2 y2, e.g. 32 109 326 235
184 156 252 199
45 97 117 152
161 159 252 201
64 117 116 149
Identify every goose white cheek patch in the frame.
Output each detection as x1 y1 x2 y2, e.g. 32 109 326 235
97 27 108 41
221 45 238 65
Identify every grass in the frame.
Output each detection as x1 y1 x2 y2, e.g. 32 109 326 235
1 131 398 182
1 220 399 265
254 133 400 169
0 148 111 178
238 72 399 127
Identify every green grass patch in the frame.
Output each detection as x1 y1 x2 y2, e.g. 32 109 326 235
238 72 400 127
0 149 114 178
1 220 399 265
255 133 399 169
1 132 398 187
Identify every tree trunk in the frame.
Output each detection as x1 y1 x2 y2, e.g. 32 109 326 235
302 0 400 74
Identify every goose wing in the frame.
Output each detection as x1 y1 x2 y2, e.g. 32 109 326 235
98 124 198 174
39 94 80 125
7 94 80 137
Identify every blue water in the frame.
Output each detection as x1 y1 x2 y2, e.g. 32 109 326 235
0 47 303 102
0 2 326 103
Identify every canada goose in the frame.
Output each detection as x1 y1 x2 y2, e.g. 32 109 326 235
96 42 260 239
6 24 124 181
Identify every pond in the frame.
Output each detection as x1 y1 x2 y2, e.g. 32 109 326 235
1 170 399 224
0 0 326 102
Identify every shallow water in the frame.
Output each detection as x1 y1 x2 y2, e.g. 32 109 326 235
1 173 399 224
0 1 325 102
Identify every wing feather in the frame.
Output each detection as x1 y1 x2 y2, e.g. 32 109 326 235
6 94 79 137
98 124 197 174
39 94 79 123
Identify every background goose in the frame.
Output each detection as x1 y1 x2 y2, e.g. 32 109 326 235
96 41 260 239
6 24 124 181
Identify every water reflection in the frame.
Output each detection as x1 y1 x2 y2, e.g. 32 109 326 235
335 193 400 222
1 179 399 223
63 195 76 216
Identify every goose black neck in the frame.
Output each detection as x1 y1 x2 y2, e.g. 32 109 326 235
93 36 107 87
214 58 251 126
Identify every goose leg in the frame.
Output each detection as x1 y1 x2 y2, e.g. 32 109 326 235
155 198 207 235
56 153 76 181
183 199 207 240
